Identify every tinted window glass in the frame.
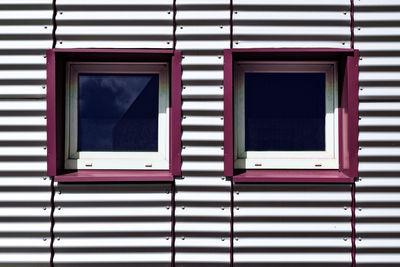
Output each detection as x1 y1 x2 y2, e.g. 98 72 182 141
78 73 159 151
245 72 325 151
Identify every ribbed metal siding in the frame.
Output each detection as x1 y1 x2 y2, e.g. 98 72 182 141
355 0 400 265
175 0 231 265
232 0 351 49
55 0 173 49
53 183 172 266
233 184 353 266
0 0 52 265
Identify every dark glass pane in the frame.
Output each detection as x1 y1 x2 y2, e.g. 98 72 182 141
245 72 325 151
78 73 159 151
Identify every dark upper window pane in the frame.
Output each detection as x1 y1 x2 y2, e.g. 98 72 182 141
245 72 326 151
78 73 159 152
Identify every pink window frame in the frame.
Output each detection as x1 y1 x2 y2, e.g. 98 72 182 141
46 49 182 182
223 48 359 183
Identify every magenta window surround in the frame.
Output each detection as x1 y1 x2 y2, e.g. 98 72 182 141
46 49 182 182
224 48 359 183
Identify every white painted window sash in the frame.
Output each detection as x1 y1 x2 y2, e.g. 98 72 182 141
234 61 339 169
65 62 169 170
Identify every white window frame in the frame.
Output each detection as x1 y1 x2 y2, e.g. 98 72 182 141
65 62 169 170
234 61 339 169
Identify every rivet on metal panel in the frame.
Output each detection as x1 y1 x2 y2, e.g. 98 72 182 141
358 28 361 30
59 41 63 44
344 12 347 15
359 88 363 91
166 206 170 210
343 237 347 241
236 191 239 195
221 207 225 210
221 177 225 180
221 237 225 241
220 86 223 89
58 191 61 194
181 236 185 240
358 117 362 120
43 177 47 180
235 41 239 45
57 207 61 210
43 55 46 58
180 27 183 29
360 57 363 60
43 147 47 150
43 238 47 241
42 86 46 89
358 207 362 211
359 178 362 181
59 12 63 15
167 42 170 45
166 237 169 240
44 116 47 120
359 147 362 150
44 26 48 29
236 207 239 210
344 206 348 210
183 116 186 119
182 146 186 149
182 56 185 59
183 86 186 89
43 207 47 210
166 190 170 194
220 26 223 29
218 56 222 59
358 237 362 241
168 11 171 14
182 206 185 210
234 11 238 14
57 237 61 241
220 147 224 150
235 237 239 241
220 117 223 120
342 42 345 45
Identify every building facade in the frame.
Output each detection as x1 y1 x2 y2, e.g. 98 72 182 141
0 0 399 266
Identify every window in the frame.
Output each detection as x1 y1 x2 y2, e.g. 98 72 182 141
224 49 359 182
234 62 339 169
46 49 181 181
65 63 169 170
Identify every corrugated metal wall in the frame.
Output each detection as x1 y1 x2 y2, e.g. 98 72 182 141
355 0 400 266
0 0 52 266
175 0 231 265
0 0 399 266
52 0 174 266
232 0 354 266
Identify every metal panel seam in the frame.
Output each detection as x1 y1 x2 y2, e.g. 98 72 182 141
352 182 356 267
351 0 354 49
50 177 55 267
230 178 233 267
171 180 175 267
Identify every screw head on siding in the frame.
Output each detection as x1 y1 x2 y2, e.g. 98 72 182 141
181 236 185 240
182 206 185 210
358 207 362 211
59 12 63 15
43 207 47 210
221 177 225 180
168 11 171 14
58 191 61 195
43 177 47 180
235 41 239 45
344 12 347 15
220 86 223 89
358 237 362 241
167 42 170 45
236 191 239 195
236 207 239 210
166 206 170 210
42 85 46 89
43 238 47 241
220 26 223 29
342 42 345 45
344 206 347 210
235 237 239 241
234 11 238 14
218 56 222 59
57 206 61 210
343 237 347 241
166 237 169 240
221 207 225 210
221 237 225 241
57 237 61 241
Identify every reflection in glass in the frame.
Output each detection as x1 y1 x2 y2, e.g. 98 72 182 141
245 72 326 151
78 73 159 151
